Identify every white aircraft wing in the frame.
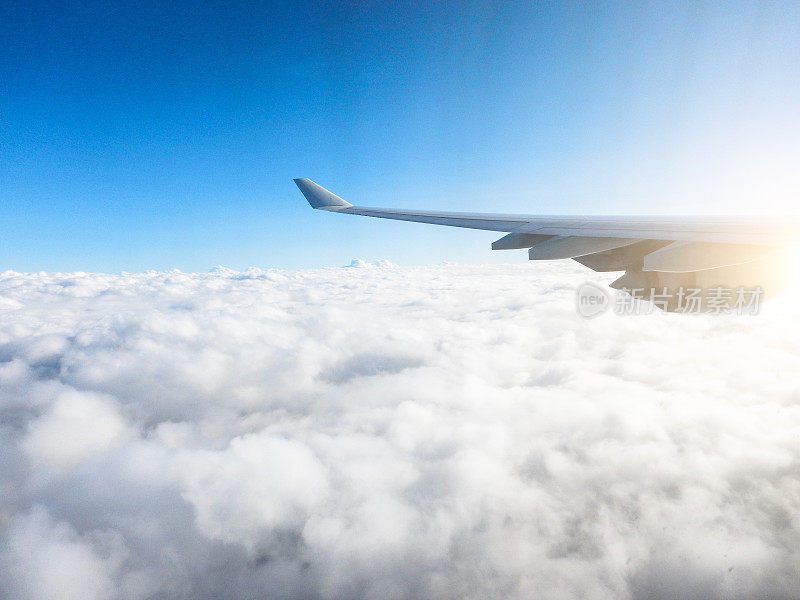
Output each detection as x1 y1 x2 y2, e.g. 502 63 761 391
294 178 799 309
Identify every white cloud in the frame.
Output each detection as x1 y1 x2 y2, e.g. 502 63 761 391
23 390 134 471
0 507 125 600
179 433 330 549
0 263 799 599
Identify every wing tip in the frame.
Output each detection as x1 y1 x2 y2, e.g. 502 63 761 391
293 178 352 210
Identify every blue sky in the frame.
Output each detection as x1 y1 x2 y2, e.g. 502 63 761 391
2 0 799 272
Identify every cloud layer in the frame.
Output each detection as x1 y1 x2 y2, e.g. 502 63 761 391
1 262 799 599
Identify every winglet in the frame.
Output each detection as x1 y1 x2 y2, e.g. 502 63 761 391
293 178 352 210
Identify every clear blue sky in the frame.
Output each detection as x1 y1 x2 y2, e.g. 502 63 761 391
2 1 799 272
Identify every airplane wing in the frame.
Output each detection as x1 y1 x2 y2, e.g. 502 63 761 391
294 178 799 309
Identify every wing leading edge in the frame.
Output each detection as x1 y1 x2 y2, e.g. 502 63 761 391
294 178 799 310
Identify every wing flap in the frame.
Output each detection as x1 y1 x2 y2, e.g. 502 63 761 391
523 225 782 246
642 241 780 272
528 236 643 260
491 232 554 250
573 240 673 272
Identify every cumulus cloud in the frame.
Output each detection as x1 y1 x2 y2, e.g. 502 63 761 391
0 507 126 600
23 390 133 472
0 262 799 599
